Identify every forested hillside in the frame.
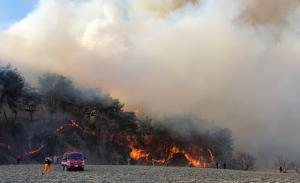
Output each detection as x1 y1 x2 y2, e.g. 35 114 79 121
0 65 235 168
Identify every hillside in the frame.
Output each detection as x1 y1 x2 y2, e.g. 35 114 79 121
0 66 234 168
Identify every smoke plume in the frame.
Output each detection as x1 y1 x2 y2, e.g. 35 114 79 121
240 0 300 25
1 0 300 165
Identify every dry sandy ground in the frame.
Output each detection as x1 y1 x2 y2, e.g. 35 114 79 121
0 165 300 183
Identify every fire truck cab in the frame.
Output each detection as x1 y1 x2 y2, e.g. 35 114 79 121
61 150 85 171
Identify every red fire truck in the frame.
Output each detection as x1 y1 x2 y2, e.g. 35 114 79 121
61 150 86 171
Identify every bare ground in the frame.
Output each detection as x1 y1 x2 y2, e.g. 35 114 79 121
0 165 300 183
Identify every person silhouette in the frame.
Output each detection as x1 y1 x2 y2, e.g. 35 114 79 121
223 163 226 169
279 166 283 173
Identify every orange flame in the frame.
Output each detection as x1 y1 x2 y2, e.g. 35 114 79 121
1 119 97 158
127 140 215 168
26 144 45 156
129 145 150 160
53 119 96 137
2 118 216 167
124 131 216 168
54 119 83 134
132 108 140 115
26 119 96 157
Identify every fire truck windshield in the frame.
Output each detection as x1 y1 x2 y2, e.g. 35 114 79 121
68 153 83 160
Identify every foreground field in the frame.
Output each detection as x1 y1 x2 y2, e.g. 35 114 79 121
0 165 300 183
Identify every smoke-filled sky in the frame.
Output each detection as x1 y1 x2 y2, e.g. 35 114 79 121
1 0 300 163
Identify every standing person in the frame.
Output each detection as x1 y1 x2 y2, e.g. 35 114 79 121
16 155 21 164
43 155 52 175
223 163 226 169
216 162 219 169
53 155 58 165
127 158 131 165
279 166 283 173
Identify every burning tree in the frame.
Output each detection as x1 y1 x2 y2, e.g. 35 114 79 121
119 116 233 167
0 65 234 166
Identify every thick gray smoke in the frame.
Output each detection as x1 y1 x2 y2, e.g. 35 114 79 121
1 0 300 165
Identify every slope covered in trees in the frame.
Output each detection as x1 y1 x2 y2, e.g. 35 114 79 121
0 65 236 167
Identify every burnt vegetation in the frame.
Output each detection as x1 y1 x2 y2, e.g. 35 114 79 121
0 65 253 169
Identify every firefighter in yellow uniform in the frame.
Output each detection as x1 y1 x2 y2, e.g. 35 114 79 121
43 156 52 175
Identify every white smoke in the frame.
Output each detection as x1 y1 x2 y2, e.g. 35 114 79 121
1 0 300 164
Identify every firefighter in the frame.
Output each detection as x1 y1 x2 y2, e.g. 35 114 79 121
43 155 52 175
223 162 226 169
53 155 58 165
127 158 131 165
279 166 283 173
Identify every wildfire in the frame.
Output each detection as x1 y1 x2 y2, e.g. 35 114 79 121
129 146 150 160
54 119 84 134
53 119 96 137
152 146 180 164
127 140 215 168
132 107 140 115
158 146 213 167
2 117 216 168
26 144 45 156
181 150 203 167
28 119 97 156
12 119 97 158
70 119 84 130
125 134 211 167
125 135 150 161
0 141 45 157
